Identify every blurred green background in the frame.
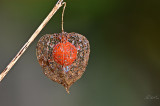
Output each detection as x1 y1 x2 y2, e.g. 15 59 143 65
0 0 160 106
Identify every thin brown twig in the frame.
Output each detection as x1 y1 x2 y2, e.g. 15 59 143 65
62 2 66 32
0 0 64 82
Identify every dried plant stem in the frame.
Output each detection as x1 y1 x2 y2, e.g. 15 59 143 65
0 0 64 82
62 2 66 32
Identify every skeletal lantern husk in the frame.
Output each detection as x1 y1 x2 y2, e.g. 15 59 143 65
36 32 90 93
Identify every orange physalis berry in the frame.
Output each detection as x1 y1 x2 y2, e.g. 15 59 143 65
52 41 77 66
36 33 90 93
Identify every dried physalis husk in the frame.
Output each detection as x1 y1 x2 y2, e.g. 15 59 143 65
36 32 90 93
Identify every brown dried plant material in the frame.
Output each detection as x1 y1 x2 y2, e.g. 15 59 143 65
36 32 90 93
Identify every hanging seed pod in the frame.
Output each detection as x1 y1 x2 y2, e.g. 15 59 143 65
36 32 90 93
